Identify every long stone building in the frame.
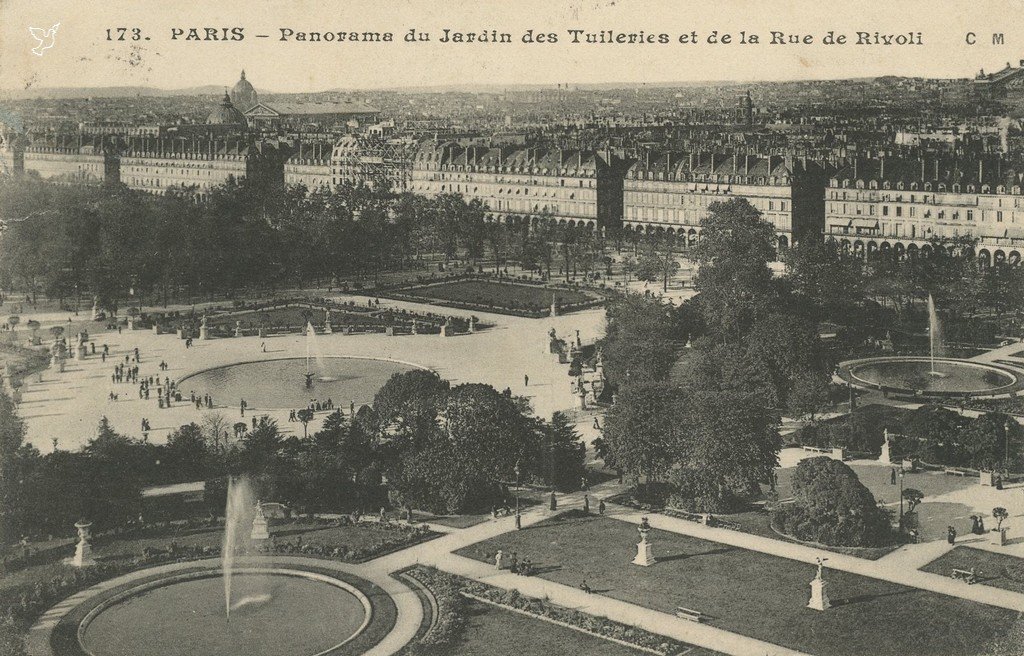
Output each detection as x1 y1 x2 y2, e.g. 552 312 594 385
410 142 628 230
622 152 828 249
824 156 1024 265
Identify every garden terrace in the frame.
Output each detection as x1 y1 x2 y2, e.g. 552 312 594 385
455 512 1017 656
398 565 718 656
136 300 479 337
603 490 901 560
377 276 607 317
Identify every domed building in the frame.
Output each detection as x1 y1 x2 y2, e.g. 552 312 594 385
206 91 248 129
229 70 258 111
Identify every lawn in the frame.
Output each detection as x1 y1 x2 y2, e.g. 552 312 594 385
448 598 658 656
455 513 1018 656
921 546 1024 594
394 280 595 313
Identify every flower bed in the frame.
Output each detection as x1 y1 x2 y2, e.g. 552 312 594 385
401 565 691 656
375 276 609 318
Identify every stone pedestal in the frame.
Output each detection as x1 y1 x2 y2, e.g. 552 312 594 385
199 325 209 340
67 521 97 568
234 321 243 338
807 575 830 611
878 435 891 464
251 514 270 541
469 317 477 333
75 343 87 360
126 318 135 331
632 537 656 566
324 321 332 334
152 325 162 335
385 326 395 337
991 527 1008 546
980 471 994 487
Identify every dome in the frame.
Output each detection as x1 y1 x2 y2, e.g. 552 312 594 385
206 92 247 127
230 70 258 111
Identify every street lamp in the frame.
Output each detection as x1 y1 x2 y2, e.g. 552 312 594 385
898 467 905 526
1005 419 1013 471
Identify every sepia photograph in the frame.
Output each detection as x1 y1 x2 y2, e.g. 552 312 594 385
0 1 1023 654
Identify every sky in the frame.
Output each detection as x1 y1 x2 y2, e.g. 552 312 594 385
1 0 1024 93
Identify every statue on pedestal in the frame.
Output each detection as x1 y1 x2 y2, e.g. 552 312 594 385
879 428 892 464
234 320 243 338
632 517 656 566
807 557 831 611
199 314 209 340
250 500 270 541
324 308 333 334
67 520 97 567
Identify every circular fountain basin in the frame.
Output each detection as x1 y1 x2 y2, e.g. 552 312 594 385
178 357 422 409
80 569 369 656
843 357 1018 397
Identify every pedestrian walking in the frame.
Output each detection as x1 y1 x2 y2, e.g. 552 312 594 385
947 525 957 545
598 499 606 515
524 374 529 386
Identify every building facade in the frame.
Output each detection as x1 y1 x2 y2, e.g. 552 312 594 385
284 141 333 191
824 156 1024 265
119 137 291 197
410 142 626 230
622 152 827 249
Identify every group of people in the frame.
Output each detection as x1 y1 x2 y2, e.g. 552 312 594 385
494 549 534 576
188 390 214 410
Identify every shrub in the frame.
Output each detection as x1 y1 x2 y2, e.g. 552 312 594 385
770 457 894 547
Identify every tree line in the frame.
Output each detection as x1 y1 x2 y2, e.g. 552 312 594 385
0 176 617 313
0 370 586 540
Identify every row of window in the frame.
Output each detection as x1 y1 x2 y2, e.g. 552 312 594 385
831 185 1024 198
829 202 1017 223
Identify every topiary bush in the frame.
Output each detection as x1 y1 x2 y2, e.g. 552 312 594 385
770 457 894 547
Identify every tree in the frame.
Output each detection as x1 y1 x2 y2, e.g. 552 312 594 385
6 315 18 336
633 255 661 285
601 383 686 491
541 412 587 491
902 488 924 514
166 423 209 481
673 390 781 511
296 408 314 439
692 198 778 342
770 457 893 547
993 506 1009 531
372 369 450 434
599 294 679 386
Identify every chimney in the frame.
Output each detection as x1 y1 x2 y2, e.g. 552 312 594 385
880 156 885 180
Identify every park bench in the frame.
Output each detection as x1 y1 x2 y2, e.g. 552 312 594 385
801 446 830 454
675 607 705 622
943 467 971 477
951 568 978 584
